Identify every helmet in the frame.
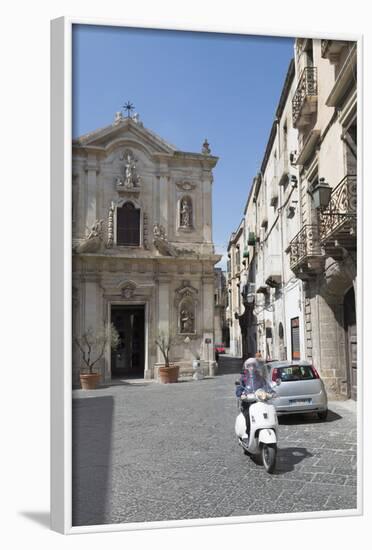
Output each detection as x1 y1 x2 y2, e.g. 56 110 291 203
243 358 257 369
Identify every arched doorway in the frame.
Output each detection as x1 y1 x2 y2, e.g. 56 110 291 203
344 287 357 400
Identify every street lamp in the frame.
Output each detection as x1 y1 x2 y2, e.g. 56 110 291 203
311 177 332 209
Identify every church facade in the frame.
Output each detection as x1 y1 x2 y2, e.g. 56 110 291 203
72 112 220 385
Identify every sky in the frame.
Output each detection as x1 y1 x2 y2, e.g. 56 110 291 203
72 25 294 267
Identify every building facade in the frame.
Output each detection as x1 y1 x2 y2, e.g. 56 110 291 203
214 267 229 347
72 113 221 385
288 38 357 399
227 38 357 400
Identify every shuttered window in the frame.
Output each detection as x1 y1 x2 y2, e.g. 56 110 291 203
117 202 140 246
291 317 300 360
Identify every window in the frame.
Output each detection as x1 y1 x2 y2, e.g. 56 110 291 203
291 317 300 360
117 202 140 246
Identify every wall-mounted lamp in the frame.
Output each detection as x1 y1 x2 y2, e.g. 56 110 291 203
311 177 332 209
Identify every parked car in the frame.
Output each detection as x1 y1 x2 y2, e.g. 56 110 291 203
265 361 328 420
215 344 226 354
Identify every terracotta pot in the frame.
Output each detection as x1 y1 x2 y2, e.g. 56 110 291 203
80 372 101 390
158 364 179 384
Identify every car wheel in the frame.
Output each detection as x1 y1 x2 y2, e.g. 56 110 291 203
317 410 328 420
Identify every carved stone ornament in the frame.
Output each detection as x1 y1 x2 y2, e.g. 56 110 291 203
153 224 178 256
174 280 199 305
115 150 141 189
176 181 196 192
74 219 104 254
120 281 137 299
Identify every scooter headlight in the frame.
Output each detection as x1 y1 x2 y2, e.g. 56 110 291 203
255 389 268 401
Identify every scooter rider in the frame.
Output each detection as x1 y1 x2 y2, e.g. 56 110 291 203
235 357 274 439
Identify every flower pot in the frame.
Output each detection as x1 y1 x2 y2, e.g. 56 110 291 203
158 364 179 384
80 372 101 390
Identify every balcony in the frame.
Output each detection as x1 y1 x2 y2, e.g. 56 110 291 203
265 254 282 287
292 67 318 129
326 44 357 107
321 40 348 63
319 175 357 250
288 224 322 278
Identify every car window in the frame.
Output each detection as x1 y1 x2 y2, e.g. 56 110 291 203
276 365 316 381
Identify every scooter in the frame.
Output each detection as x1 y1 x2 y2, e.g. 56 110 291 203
234 383 281 473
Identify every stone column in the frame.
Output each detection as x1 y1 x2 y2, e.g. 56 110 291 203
84 154 100 230
81 272 106 381
155 275 171 376
158 164 169 235
202 171 213 244
202 272 215 374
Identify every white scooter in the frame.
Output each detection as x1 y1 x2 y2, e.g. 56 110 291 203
234 382 281 473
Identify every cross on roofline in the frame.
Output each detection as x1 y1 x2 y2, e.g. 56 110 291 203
122 101 135 118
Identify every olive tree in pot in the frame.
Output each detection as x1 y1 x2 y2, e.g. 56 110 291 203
75 323 120 389
155 332 179 383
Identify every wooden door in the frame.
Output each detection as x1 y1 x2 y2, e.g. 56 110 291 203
344 287 357 400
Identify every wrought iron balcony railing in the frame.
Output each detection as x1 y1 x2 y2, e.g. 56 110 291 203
292 67 318 128
319 174 357 246
289 224 321 273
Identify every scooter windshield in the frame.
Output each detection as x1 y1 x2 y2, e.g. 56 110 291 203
241 363 271 392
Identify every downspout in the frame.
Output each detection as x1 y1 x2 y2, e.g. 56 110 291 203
279 183 288 360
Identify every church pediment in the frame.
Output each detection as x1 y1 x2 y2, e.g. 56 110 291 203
73 117 177 157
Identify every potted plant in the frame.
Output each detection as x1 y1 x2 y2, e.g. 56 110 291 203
155 332 179 383
75 323 120 389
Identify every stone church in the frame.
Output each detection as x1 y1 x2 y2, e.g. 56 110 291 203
72 111 220 385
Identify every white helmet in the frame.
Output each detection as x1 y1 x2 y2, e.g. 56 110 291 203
243 357 257 369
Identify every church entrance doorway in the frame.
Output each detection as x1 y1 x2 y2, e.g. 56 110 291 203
111 305 145 378
344 287 357 400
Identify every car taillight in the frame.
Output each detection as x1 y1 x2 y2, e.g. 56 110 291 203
311 365 320 379
272 368 279 381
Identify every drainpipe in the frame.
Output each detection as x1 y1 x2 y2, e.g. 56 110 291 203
279 183 288 360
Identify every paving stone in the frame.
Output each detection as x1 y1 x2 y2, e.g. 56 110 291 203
72 374 358 526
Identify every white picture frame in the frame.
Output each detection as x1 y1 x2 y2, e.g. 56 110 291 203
51 16 363 535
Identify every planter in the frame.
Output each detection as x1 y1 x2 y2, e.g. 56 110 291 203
158 364 179 384
80 372 101 390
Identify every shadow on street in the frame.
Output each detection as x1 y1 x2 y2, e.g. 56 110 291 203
274 446 314 474
278 409 342 425
72 395 114 526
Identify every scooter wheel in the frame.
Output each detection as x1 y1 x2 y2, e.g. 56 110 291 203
262 444 277 473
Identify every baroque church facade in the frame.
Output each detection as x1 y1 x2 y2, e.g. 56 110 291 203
72 112 220 385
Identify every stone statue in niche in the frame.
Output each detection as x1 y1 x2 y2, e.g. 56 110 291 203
180 197 192 228
180 306 195 333
116 151 141 188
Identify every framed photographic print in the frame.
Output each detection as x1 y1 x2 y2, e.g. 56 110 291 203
51 16 362 534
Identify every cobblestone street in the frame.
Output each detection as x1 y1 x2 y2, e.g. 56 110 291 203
72 374 358 526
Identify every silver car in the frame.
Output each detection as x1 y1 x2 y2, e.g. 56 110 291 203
265 361 328 419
